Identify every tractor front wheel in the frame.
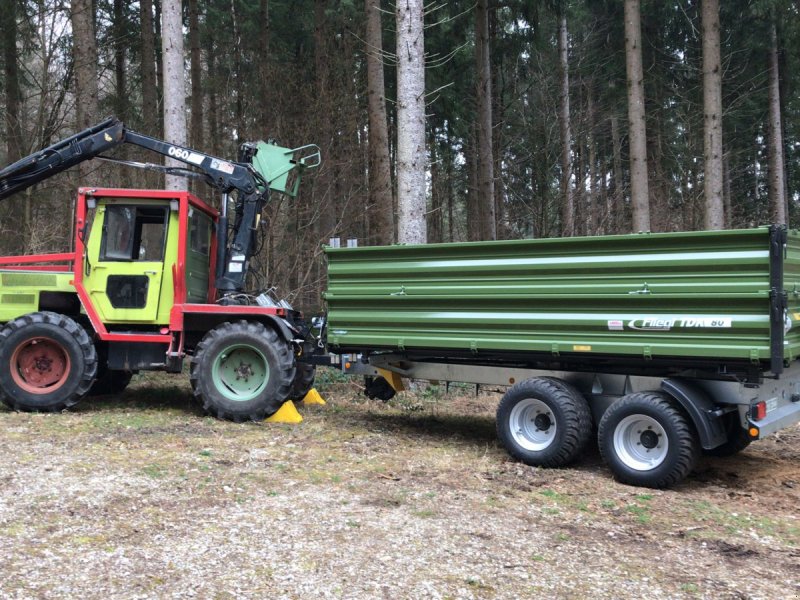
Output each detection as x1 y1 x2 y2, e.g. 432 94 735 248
190 320 295 422
0 312 97 412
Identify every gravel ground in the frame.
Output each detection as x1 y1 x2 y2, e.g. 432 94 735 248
0 372 798 599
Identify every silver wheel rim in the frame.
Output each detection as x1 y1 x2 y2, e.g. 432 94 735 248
613 414 669 471
509 398 557 452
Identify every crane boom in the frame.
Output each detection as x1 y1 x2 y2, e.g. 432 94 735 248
0 117 319 294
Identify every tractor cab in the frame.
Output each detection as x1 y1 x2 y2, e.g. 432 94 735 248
76 188 218 329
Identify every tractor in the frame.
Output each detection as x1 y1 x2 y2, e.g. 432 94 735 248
0 117 321 420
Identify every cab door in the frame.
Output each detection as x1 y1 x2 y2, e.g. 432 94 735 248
83 203 169 324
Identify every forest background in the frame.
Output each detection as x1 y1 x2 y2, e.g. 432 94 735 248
0 0 798 312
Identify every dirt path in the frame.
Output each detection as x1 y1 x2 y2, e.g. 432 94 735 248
0 373 798 599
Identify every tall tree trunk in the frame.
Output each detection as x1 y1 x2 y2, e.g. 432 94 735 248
428 131 442 243
476 0 495 240
113 0 127 121
140 0 159 137
587 79 598 234
365 0 394 245
395 0 426 244
113 0 129 186
466 134 480 241
188 0 203 150
205 35 220 158
1 0 22 163
624 0 650 232
490 6 506 240
154 0 164 121
557 13 574 236
1 0 24 254
702 0 724 229
231 0 245 142
767 19 786 225
257 0 272 134
314 0 336 241
610 113 624 234
71 0 99 184
162 0 187 191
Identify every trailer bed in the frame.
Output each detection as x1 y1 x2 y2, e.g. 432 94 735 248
325 226 800 379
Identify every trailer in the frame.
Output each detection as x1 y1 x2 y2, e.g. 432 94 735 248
324 226 800 487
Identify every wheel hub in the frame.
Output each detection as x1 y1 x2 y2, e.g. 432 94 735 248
234 362 254 382
212 345 270 402
613 414 669 471
10 337 70 393
640 429 659 449
534 413 552 431
509 398 557 452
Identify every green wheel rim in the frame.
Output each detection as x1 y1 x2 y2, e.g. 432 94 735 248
211 344 269 402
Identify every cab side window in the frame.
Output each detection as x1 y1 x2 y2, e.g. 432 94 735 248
189 210 211 255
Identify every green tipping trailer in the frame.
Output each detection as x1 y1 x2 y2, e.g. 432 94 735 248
324 226 800 487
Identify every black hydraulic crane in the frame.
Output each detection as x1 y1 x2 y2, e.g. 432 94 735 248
0 117 319 294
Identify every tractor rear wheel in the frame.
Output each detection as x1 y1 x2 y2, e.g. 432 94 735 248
0 312 97 412
190 320 295 422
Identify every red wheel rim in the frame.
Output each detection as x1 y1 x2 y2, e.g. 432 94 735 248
10 337 71 394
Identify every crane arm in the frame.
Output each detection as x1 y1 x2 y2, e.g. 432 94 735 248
0 117 319 294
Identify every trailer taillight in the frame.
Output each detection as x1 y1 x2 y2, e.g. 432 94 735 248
752 401 767 421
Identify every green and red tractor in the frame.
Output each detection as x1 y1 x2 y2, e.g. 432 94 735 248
0 118 321 420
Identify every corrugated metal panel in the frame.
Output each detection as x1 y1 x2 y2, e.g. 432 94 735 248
325 228 788 366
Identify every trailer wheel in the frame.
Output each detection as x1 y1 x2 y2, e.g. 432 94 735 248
0 312 97 412
289 363 316 401
703 414 751 457
496 377 592 468
190 320 295 422
598 392 698 488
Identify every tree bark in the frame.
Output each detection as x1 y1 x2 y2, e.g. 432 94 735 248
140 0 159 137
71 0 99 184
395 0 427 244
113 0 130 186
767 19 786 225
161 0 187 191
702 0 724 229
557 13 574 236
624 0 650 232
314 0 336 241
1 0 25 254
365 0 394 245
257 0 272 134
188 0 203 150
610 113 624 234
1 0 23 163
476 0 495 240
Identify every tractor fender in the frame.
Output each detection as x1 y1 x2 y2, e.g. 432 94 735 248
258 314 298 344
660 378 727 450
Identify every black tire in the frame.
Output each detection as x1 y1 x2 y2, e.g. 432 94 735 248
598 391 699 488
88 370 134 396
190 320 295 422
364 376 396 402
289 362 316 401
496 377 592 468
703 413 752 457
0 311 97 412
